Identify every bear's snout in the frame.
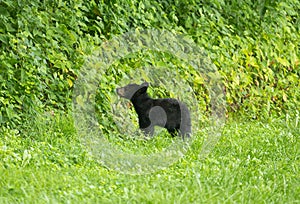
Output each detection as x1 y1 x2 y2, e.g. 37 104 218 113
116 87 125 97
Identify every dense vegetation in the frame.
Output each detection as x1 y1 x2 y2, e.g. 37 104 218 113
1 0 299 127
0 0 299 203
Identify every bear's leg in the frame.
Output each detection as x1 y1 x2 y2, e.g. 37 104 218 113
179 103 191 140
141 126 154 137
179 124 191 140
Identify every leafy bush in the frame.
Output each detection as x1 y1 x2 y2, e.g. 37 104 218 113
0 0 88 127
0 0 299 129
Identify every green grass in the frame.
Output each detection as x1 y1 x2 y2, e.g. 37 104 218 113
0 113 299 203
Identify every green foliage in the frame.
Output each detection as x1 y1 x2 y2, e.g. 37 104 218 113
0 0 299 123
0 0 299 129
0 0 89 127
0 0 300 122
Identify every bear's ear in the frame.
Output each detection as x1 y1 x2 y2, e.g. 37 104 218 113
137 82 149 94
141 82 149 87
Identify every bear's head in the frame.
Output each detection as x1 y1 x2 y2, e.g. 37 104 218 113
116 82 149 100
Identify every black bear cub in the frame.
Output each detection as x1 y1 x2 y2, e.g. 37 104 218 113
116 82 191 139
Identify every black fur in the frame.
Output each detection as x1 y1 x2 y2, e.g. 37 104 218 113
116 82 191 139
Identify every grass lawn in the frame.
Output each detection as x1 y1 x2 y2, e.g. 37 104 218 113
0 114 299 203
